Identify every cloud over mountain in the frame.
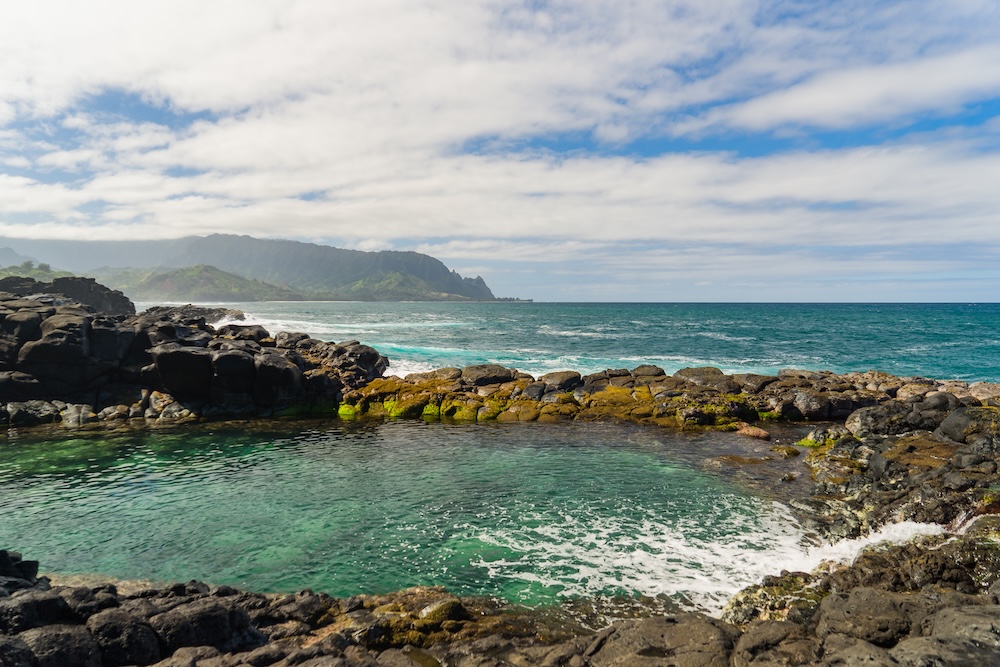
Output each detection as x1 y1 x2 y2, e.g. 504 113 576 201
1 0 999 300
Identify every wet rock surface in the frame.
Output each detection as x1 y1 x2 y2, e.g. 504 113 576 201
0 295 389 424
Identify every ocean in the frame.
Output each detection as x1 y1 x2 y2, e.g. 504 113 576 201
0 301 988 617
197 301 1000 382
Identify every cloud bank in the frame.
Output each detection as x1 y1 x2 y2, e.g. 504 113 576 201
1 0 999 300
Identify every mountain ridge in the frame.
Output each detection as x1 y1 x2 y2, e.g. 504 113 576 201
0 235 498 301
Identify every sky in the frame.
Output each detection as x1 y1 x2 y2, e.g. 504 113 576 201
1 1 999 301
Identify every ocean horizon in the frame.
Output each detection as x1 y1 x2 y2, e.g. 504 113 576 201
135 300 1000 385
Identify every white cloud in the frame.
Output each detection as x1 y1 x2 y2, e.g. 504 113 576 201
695 45 1000 132
0 1 999 299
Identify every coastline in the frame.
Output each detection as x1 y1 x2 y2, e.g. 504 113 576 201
3 298 1000 663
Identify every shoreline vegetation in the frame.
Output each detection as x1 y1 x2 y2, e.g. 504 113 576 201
3 286 1000 664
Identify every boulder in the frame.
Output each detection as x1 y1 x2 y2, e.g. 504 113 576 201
275 331 310 349
57 586 118 620
17 314 111 394
0 635 38 667
336 343 389 383
151 344 214 399
539 371 582 391
521 382 546 401
88 318 134 364
846 399 951 439
148 598 262 654
5 401 61 426
889 635 1000 666
146 323 213 348
0 551 38 584
791 389 831 421
17 623 102 667
461 364 517 386
211 349 256 393
0 590 75 634
935 407 1000 444
253 352 303 406
814 587 931 648
585 614 738 667
405 367 463 383
731 373 778 394
731 620 818 667
0 371 43 402
674 367 726 383
1 310 42 342
86 607 161 666
674 367 740 393
217 324 272 343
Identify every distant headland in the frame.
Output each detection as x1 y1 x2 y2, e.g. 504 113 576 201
0 234 518 303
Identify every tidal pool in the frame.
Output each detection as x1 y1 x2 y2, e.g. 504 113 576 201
0 420 815 614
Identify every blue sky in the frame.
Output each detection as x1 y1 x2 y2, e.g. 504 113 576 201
1 0 999 301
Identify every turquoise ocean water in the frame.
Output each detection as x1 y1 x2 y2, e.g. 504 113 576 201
1 302 994 615
202 302 1000 382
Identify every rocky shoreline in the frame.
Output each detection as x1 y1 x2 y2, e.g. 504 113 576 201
4 287 1000 664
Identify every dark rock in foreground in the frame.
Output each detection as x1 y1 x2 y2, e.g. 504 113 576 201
5 521 1000 666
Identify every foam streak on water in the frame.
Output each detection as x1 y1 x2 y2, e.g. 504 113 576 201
143 301 1000 382
0 419 960 617
0 421 819 614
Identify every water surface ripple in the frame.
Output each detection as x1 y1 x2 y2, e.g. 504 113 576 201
0 421 812 613
167 301 1000 382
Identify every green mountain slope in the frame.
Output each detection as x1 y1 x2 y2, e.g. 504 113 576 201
95 265 305 302
167 235 495 301
0 234 500 301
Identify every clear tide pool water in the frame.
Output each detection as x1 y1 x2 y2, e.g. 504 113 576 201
1 420 818 615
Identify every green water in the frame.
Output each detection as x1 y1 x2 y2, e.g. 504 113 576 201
0 420 810 612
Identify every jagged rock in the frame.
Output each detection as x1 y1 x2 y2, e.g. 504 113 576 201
889 634 1000 666
137 305 243 325
0 275 134 316
845 398 954 439
405 367 462 382
0 551 38 584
